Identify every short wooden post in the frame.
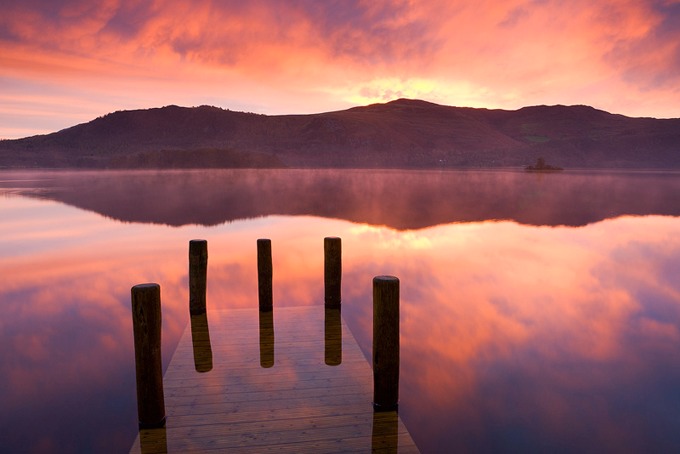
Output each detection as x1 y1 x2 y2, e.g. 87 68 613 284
373 276 399 412
131 283 166 428
324 237 342 308
257 238 273 312
189 239 208 315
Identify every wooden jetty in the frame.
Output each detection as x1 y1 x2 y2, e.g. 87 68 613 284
129 306 419 453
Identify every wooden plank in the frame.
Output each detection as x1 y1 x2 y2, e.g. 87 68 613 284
130 306 419 453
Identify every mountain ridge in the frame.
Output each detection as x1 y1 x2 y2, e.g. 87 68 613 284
1 99 678 169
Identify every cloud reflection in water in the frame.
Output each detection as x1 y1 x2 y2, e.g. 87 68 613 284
1 193 679 452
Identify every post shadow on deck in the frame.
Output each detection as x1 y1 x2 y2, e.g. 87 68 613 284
373 276 400 412
189 240 213 372
190 313 213 373
259 310 275 368
131 283 166 429
138 426 168 454
324 307 342 366
371 410 399 452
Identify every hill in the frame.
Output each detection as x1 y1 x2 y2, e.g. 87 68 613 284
1 99 678 169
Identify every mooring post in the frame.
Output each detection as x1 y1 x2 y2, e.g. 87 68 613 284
131 283 166 428
257 238 273 311
189 239 208 315
324 237 342 308
373 275 399 412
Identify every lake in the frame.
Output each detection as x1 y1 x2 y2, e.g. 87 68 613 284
1 168 680 453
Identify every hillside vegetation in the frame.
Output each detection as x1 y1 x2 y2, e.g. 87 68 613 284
1 99 678 169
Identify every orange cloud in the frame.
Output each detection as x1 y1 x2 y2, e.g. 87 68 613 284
0 2 679 136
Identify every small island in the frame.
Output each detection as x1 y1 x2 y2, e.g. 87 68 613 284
525 157 564 172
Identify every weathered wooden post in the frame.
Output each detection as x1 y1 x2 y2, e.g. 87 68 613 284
131 283 166 428
324 237 342 308
189 239 208 315
372 275 399 412
257 238 273 312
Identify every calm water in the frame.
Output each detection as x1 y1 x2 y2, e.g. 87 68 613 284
1 169 680 453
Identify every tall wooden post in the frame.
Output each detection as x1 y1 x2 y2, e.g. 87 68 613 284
372 276 399 412
257 239 273 312
189 239 208 315
324 237 342 308
131 283 166 428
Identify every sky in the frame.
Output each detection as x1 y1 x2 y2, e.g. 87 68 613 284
1 0 679 139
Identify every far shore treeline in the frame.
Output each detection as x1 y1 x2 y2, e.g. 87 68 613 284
1 99 679 169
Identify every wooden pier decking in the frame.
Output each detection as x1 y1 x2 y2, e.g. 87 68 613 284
129 306 420 453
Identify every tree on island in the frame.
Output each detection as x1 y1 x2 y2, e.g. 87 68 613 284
525 157 563 171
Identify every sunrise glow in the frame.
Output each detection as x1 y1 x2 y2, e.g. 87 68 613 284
2 0 679 139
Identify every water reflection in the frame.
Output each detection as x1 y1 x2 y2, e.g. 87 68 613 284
1 171 680 452
379 217 680 452
190 314 213 373
258 310 275 368
2 168 680 228
324 307 342 366
138 427 168 454
372 411 399 453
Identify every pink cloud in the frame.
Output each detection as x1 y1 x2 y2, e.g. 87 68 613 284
0 0 678 138
2 190 680 450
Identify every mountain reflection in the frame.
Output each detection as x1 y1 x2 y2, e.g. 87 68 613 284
2 168 680 228
1 174 680 452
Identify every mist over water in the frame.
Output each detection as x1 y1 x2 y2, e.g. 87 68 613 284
5 168 680 228
1 169 679 453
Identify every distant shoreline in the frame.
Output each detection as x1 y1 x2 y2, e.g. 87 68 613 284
2 166 680 175
1 100 678 170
